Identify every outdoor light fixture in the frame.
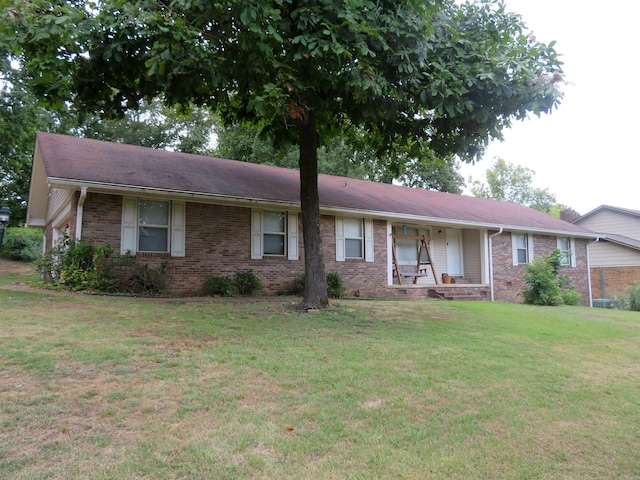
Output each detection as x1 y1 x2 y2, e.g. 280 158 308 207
0 206 11 251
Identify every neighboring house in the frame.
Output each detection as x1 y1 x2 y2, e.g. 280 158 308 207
27 133 597 304
571 205 640 300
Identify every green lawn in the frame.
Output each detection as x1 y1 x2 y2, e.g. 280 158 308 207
1 275 639 479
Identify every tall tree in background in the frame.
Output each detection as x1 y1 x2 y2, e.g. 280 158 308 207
215 123 465 193
470 157 570 215
3 0 564 308
0 62 215 226
0 59 62 226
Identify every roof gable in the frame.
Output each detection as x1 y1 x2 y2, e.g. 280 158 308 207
32 132 595 236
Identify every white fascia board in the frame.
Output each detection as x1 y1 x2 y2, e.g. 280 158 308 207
48 178 598 240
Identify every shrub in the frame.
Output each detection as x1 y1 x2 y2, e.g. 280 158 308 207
39 239 121 292
204 275 234 296
234 269 261 295
127 263 169 295
1 227 43 261
555 274 581 306
288 272 346 298
628 283 640 311
521 250 564 306
326 272 346 298
289 274 306 295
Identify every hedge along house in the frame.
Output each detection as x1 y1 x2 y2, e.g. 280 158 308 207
27 132 598 303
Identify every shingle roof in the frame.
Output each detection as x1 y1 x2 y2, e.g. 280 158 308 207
598 233 640 251
34 132 595 236
574 204 640 222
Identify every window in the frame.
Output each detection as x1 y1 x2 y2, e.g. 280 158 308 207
251 209 298 260
511 232 533 265
393 226 429 264
344 218 364 258
335 217 374 262
138 200 169 252
557 237 576 267
263 211 286 256
121 197 185 256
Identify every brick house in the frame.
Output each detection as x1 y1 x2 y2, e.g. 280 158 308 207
571 205 640 301
27 133 597 304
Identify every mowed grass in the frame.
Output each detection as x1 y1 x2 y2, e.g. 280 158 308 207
0 277 639 478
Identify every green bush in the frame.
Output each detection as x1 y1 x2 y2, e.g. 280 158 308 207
326 272 346 298
289 274 306 295
234 269 261 296
204 275 234 296
288 272 346 298
39 239 121 292
521 250 564 306
628 283 640 311
1 227 42 261
556 275 581 306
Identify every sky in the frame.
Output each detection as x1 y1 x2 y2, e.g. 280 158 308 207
458 0 640 215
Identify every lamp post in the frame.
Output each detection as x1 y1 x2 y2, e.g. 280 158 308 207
0 206 11 252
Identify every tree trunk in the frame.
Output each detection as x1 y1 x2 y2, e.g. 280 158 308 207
298 110 329 309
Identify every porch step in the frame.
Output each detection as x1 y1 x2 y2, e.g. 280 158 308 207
428 288 489 302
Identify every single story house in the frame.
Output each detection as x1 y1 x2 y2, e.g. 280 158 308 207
27 132 598 304
571 205 640 300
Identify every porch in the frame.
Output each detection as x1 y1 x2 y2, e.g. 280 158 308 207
389 225 490 300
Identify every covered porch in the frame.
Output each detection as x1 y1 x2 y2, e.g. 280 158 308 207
387 223 491 300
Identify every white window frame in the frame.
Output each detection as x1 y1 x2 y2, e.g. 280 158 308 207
557 237 576 267
121 197 185 257
512 232 534 266
251 209 298 260
336 217 374 262
138 199 171 253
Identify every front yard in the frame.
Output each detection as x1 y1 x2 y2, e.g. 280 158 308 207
1 265 639 479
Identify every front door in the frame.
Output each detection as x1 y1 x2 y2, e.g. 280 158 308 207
446 229 463 276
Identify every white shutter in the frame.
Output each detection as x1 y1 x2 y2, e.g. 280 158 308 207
171 201 186 257
570 238 577 267
528 234 534 263
335 217 345 262
287 212 299 260
251 210 263 259
511 232 519 266
364 218 374 262
121 197 137 255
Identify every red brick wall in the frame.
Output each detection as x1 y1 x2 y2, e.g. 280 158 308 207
79 194 390 296
590 266 640 299
72 193 593 304
491 232 591 306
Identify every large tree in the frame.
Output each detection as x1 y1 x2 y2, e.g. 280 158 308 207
2 0 563 307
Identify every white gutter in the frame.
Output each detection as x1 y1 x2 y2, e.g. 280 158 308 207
47 177 599 240
488 227 504 302
586 237 601 308
75 186 88 242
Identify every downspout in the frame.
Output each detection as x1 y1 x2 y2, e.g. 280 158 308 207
586 237 600 308
488 227 504 302
75 187 88 242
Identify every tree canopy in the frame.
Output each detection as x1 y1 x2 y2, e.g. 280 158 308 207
2 0 564 307
470 157 571 215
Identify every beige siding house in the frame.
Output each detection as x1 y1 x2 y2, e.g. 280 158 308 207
573 205 640 300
